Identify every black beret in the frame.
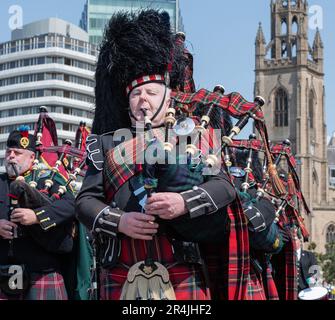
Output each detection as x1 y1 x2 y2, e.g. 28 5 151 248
7 128 36 152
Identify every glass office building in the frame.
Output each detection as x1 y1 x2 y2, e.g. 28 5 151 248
0 18 97 170
79 0 184 46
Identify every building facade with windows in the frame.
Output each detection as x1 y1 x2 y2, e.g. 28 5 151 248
79 0 184 45
0 18 97 170
255 0 335 253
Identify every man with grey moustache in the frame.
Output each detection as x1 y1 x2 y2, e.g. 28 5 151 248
0 128 75 300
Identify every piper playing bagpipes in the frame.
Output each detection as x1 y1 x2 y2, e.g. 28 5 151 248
225 137 310 300
0 127 76 300
75 9 254 300
76 8 310 300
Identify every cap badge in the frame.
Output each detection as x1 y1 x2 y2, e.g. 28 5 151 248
20 137 29 149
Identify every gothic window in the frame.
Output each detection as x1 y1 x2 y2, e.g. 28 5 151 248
281 40 288 59
282 1 288 8
309 90 315 129
292 16 298 33
326 224 335 253
281 40 288 58
281 19 287 35
291 41 297 57
275 89 289 127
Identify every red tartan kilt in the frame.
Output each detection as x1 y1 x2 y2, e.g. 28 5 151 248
245 268 267 300
99 235 210 300
263 269 279 300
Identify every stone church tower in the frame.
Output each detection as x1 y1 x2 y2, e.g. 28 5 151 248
255 0 335 253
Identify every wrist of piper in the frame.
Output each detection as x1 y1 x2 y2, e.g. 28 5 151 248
92 206 124 237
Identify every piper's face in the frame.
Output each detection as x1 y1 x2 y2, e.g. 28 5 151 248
128 82 171 127
4 148 34 177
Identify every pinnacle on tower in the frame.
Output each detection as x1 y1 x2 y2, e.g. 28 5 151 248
313 28 324 49
255 22 267 70
256 22 266 45
312 28 324 68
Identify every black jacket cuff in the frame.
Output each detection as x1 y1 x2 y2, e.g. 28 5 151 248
92 206 123 237
34 209 57 231
180 186 218 219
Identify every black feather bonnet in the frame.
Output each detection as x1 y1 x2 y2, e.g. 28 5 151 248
92 9 187 134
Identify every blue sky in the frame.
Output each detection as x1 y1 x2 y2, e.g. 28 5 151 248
0 0 334 137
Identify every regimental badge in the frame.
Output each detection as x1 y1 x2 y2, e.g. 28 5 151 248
273 237 280 250
20 137 29 149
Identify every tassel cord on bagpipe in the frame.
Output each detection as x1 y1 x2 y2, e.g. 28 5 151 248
255 139 291 202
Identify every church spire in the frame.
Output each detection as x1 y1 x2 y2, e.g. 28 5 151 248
312 28 324 71
256 22 266 45
255 22 266 70
313 28 324 50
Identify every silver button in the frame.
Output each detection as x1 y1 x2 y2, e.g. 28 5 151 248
103 209 110 217
193 186 199 191
200 192 206 199
95 228 101 233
